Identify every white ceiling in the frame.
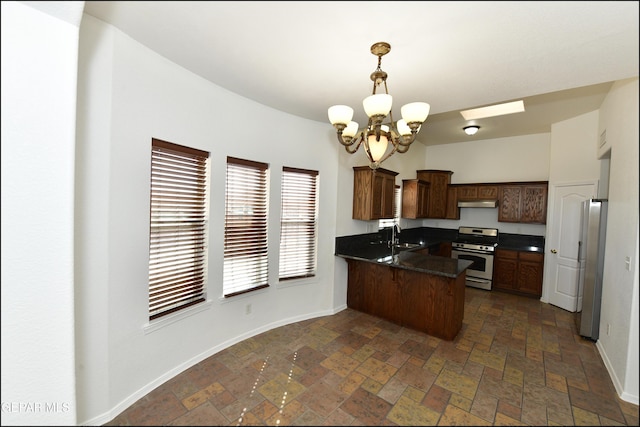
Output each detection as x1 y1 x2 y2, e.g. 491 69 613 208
81 1 639 145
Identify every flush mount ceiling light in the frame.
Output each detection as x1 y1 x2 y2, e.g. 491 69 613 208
328 42 430 169
460 100 525 121
463 125 480 135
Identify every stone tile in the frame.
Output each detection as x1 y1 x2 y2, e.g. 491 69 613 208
493 411 526 425
355 356 398 384
264 399 307 426
126 392 187 425
257 373 306 407
361 377 383 395
469 347 506 372
572 405 600 425
386 395 440 425
297 382 347 418
496 399 521 420
350 344 377 363
297 363 329 388
321 407 354 426
568 385 626 424
385 349 411 369
470 392 498 423
320 350 359 377
291 409 325 426
182 382 226 410
105 293 639 427
337 370 366 395
438 404 492 426
421 384 451 413
401 385 426 403
477 372 522 408
545 371 568 393
293 345 327 370
434 368 479 401
340 387 392 425
378 377 408 405
394 360 437 390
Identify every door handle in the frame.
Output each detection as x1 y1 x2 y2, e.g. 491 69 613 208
551 249 558 254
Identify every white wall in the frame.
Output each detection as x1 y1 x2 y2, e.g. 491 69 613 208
2 4 637 425
595 78 639 404
74 15 343 424
418 134 550 235
1 2 82 425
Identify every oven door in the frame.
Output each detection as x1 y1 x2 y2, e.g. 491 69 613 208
451 248 494 290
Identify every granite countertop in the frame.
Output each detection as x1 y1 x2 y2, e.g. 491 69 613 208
335 243 473 278
334 226 543 278
497 233 545 253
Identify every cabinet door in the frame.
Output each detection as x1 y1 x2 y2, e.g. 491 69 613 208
438 241 452 258
427 173 449 218
346 260 365 311
417 180 430 217
373 266 402 324
478 185 498 199
498 186 522 222
445 186 460 219
516 252 544 296
380 173 396 219
520 184 548 224
493 249 518 291
352 167 398 220
371 173 386 219
402 180 430 219
457 186 478 200
416 170 453 219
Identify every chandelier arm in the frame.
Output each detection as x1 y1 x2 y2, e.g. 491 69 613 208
343 133 365 154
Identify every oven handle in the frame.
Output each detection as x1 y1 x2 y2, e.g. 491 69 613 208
452 248 493 255
466 276 492 284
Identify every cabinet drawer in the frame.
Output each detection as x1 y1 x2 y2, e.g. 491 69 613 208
495 248 517 259
519 251 544 263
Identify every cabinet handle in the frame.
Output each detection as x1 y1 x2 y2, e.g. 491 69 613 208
550 249 557 254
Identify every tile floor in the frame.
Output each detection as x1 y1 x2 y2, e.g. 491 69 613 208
106 288 638 426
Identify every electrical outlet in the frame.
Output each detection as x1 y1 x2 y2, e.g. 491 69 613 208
246 303 252 315
625 256 631 271
607 323 611 336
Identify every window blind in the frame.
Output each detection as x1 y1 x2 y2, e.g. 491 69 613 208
279 167 319 281
149 138 209 320
379 184 400 229
223 157 269 297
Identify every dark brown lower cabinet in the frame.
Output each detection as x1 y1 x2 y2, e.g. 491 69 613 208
346 259 465 340
493 249 544 297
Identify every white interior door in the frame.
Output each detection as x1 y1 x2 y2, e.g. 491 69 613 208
546 182 597 311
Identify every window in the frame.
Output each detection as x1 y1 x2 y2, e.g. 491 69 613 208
223 157 269 297
279 167 319 281
379 184 401 229
148 138 210 320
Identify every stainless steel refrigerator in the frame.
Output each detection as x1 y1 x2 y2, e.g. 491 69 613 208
576 198 608 341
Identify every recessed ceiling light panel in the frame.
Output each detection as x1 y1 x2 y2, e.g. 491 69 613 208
460 100 525 120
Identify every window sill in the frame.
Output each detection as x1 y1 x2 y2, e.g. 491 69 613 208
143 299 214 334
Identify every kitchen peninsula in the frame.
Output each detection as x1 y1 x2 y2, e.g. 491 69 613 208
335 233 473 340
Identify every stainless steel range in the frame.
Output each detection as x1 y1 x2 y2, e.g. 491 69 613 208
451 227 498 290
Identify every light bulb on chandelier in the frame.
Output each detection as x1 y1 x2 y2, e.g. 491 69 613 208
328 42 430 169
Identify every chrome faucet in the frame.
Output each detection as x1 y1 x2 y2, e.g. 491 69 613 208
392 223 401 246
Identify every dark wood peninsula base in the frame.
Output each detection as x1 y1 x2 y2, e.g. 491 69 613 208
345 258 466 341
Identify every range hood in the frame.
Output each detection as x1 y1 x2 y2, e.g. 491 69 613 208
457 200 499 208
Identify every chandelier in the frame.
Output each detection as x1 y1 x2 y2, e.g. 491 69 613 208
328 42 430 169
